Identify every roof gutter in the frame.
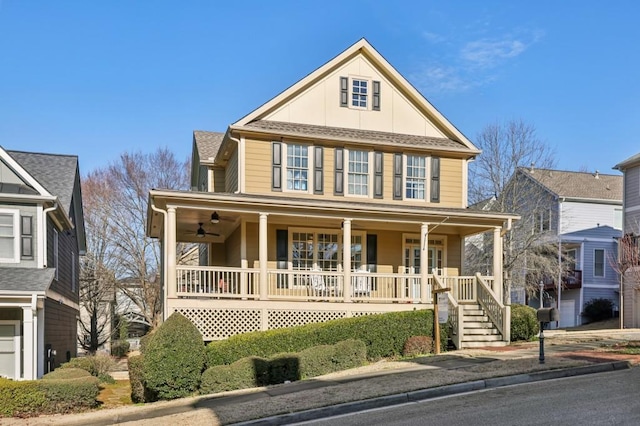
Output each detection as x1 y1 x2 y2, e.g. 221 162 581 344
227 131 243 194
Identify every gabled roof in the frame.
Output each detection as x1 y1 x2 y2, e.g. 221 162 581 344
613 152 640 171
519 167 622 202
234 120 469 152
229 38 478 154
0 267 54 292
7 150 79 213
193 131 224 163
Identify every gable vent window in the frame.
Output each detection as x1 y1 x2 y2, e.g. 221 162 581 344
21 216 33 259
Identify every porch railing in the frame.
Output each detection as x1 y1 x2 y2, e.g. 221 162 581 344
475 273 507 338
176 265 259 299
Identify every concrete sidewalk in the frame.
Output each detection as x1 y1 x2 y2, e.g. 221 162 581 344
7 328 640 426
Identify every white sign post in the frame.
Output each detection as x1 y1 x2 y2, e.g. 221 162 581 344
437 292 449 323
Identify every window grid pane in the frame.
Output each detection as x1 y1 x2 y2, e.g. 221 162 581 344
0 213 14 259
317 233 339 271
286 145 309 191
406 155 426 199
351 79 368 108
348 150 368 195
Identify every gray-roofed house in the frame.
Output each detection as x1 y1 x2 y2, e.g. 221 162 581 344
147 39 519 349
503 166 622 327
0 147 85 379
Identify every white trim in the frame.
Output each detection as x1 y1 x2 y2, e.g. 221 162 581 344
36 205 44 268
582 283 620 289
402 233 447 274
239 136 246 193
625 205 640 213
0 320 21 380
345 148 372 198
0 149 52 197
348 75 372 110
281 141 313 194
45 289 80 311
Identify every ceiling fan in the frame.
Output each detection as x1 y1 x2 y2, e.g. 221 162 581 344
189 223 220 238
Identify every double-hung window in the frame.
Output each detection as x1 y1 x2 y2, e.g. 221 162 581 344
286 144 309 191
348 150 369 196
406 155 426 200
0 210 19 263
594 249 605 277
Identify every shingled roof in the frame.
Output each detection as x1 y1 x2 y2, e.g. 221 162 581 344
520 167 622 201
234 120 473 152
194 131 224 162
0 267 54 292
7 150 79 212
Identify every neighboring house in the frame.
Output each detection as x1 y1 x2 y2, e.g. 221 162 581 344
0 148 86 379
613 152 640 328
503 166 622 327
147 39 518 348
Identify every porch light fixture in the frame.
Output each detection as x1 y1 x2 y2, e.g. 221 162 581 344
211 212 220 224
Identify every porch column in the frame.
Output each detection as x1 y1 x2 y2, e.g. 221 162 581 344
22 304 35 380
167 207 177 301
343 218 352 302
493 226 503 302
259 213 268 300
420 223 429 303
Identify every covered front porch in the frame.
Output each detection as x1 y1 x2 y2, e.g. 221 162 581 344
148 191 516 348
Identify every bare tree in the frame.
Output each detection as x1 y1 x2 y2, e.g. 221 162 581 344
466 119 569 302
80 148 190 334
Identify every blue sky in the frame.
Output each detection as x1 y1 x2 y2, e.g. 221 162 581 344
0 1 637 174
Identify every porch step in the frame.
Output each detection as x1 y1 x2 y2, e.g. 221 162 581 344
464 327 501 336
458 303 506 349
460 340 509 348
462 334 503 342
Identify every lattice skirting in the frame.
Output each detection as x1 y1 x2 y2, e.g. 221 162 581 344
175 307 384 340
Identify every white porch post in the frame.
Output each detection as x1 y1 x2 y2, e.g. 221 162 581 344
343 219 352 303
22 303 35 380
259 213 268 300
167 207 177 302
240 220 248 297
493 226 503 302
420 223 429 303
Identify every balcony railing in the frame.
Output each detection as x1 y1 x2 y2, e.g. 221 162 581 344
175 265 492 305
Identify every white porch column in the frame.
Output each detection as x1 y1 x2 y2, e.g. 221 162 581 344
343 219 352 303
420 223 429 303
259 213 268 300
22 304 35 380
493 226 503 302
167 207 177 301
240 220 248 297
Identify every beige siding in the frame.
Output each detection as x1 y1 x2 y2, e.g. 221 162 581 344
212 167 226 193
439 157 464 208
445 234 462 276
376 230 402 271
244 139 272 194
246 222 259 265
210 242 227 266
225 150 239 193
225 226 241 267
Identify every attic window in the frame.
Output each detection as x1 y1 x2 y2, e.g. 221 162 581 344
352 79 368 108
340 77 380 110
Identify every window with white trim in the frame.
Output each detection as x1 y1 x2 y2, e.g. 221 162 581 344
594 249 605 277
0 210 19 263
348 150 369 196
405 155 426 200
286 144 309 191
340 76 381 111
351 79 368 108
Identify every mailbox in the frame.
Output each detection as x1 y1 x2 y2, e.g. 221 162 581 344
537 307 559 323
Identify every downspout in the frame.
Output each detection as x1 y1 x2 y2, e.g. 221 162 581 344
150 201 169 320
558 197 565 328
42 202 58 268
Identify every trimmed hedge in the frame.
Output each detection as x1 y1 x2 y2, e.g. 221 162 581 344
0 374 100 417
511 304 539 341
59 353 116 380
128 355 147 403
142 312 206 400
200 339 367 394
206 310 443 367
42 368 92 380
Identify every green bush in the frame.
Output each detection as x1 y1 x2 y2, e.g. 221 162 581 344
60 353 116 379
583 298 614 322
0 375 99 417
142 312 206 400
402 336 434 357
111 340 131 357
200 339 368 394
206 310 442 367
200 356 269 395
510 304 539 341
42 368 92 380
128 355 148 403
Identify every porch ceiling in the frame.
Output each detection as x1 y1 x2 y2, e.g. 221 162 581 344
148 190 518 241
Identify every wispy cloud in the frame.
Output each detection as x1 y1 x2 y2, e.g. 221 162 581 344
412 29 544 95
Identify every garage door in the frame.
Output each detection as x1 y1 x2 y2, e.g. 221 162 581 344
560 300 576 328
0 323 17 379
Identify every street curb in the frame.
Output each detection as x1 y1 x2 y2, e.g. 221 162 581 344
233 361 631 426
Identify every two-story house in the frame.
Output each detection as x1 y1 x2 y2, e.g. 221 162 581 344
504 167 622 327
613 152 640 328
0 147 85 379
147 39 518 348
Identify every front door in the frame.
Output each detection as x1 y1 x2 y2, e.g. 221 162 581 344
0 322 19 379
404 238 444 275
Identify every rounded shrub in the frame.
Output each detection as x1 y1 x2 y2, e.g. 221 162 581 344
111 340 130 357
200 356 269 395
510 304 539 341
583 298 614 322
59 353 116 379
142 312 206 400
42 368 91 380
